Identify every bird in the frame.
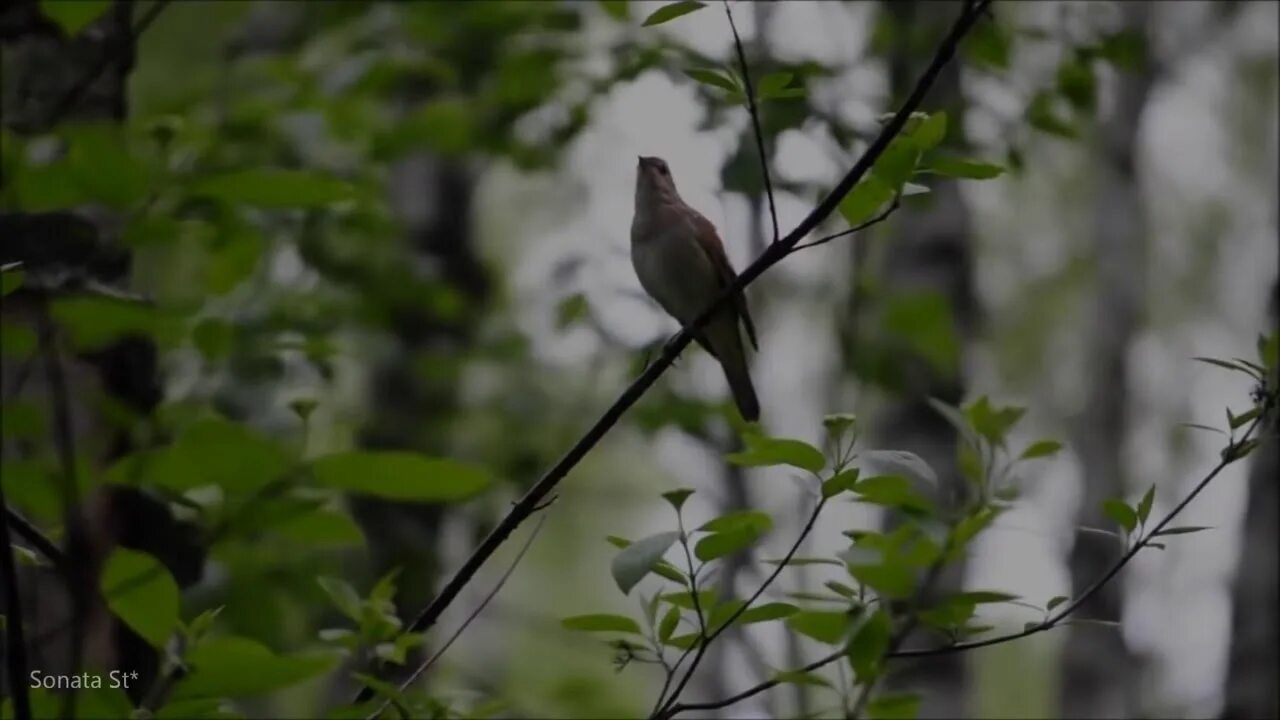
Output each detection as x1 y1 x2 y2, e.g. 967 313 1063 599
630 155 760 422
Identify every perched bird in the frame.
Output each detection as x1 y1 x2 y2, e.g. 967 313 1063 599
631 155 760 421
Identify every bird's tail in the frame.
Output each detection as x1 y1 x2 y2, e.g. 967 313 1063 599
709 319 759 422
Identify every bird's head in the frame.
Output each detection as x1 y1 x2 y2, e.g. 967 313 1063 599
636 155 680 206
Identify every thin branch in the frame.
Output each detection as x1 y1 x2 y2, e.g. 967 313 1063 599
657 413 1269 718
0 454 33 720
654 496 828 719
724 1 779 243
890 414 1268 660
789 195 903 254
5 507 66 572
351 0 990 702
44 0 174 128
365 510 553 719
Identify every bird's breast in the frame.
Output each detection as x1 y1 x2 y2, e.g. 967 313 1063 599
631 225 717 326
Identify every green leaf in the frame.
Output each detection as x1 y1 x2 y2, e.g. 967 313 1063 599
658 606 681 641
848 562 915 599
694 525 767 562
964 19 1011 69
822 468 861 498
757 72 799 100
1228 407 1261 430
274 508 365 546
192 318 234 362
311 451 491 503
171 637 337 700
950 591 1020 605
924 156 1005 179
611 530 679 595
1096 29 1147 72
772 670 832 688
726 435 825 473
850 475 934 514
100 548 179 648
847 609 891 680
912 112 947 150
1056 57 1097 113
1258 332 1278 370
1102 499 1137 533
1194 356 1260 377
1 267 24 297
1046 595 1068 613
872 135 921 189
41 0 111 36
661 488 695 512
664 632 701 649
660 590 717 610
867 692 922 720
684 68 739 93
317 576 363 621
823 413 858 438
1136 485 1155 525
860 450 938 486
642 1 705 26
1020 440 1063 460
1027 92 1077 139
599 0 629 20
191 169 356 208
1151 525 1213 537
738 602 799 624
555 293 589 329
63 123 154 209
560 614 643 634
786 610 851 645
698 509 772 535
839 175 895 227
964 397 1026 447
51 295 183 351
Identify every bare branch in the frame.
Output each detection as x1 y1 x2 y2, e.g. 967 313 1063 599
365 509 553 719
0 461 33 720
723 1 779 243
352 0 991 701
789 195 903 254
4 507 66 572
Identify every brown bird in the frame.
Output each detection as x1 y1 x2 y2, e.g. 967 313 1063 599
631 155 760 422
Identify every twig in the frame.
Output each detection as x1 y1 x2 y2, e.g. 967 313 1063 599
43 0 174 128
656 413 1268 718
723 1 779 243
654 496 828 719
789 195 902 254
351 0 990 702
364 510 553 719
890 414 1268 659
5 507 67 572
0 456 33 720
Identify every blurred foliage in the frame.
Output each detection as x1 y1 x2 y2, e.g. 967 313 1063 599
1 0 1275 718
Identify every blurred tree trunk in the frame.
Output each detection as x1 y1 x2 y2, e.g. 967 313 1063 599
1220 278 1279 720
701 4 774 714
1 0 201 705
1061 3 1155 718
863 2 976 716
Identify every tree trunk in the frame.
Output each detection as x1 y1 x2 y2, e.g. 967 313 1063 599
2 0 199 707
1061 4 1156 718
867 2 976 715
1220 280 1279 720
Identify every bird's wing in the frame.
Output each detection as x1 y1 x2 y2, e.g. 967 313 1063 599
687 209 759 350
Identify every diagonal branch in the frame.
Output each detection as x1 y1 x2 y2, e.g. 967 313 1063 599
351 0 992 702
365 509 553 719
0 460 33 720
724 0 779 243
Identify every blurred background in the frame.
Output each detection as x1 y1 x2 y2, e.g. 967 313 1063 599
1 0 1276 718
